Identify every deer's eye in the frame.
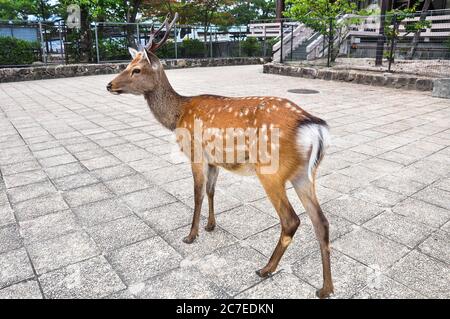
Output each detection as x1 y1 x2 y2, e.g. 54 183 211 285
132 69 141 75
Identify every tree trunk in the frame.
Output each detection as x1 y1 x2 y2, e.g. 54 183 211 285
276 0 285 22
79 5 92 63
126 0 142 49
375 0 389 66
407 0 431 59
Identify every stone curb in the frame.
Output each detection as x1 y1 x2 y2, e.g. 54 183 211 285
263 63 435 92
0 57 270 83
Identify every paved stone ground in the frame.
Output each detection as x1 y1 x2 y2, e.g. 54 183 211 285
0 65 449 299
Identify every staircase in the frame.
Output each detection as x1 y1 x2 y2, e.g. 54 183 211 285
289 32 321 60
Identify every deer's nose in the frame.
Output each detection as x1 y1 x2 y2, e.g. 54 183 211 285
107 82 112 91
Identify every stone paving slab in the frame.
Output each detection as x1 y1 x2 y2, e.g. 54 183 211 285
0 65 449 299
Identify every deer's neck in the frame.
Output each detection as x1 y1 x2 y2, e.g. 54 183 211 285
144 72 184 131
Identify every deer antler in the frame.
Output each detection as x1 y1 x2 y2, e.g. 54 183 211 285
145 12 179 53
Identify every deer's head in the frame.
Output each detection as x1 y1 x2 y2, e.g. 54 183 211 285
107 13 178 96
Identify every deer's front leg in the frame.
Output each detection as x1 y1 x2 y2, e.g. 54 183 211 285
205 165 219 232
183 162 206 244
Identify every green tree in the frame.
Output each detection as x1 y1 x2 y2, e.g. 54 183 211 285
0 0 55 21
285 0 361 62
229 0 276 26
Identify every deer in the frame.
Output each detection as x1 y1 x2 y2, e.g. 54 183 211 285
107 13 334 298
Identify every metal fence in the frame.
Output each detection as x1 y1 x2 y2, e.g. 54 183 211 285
276 10 450 78
0 20 273 67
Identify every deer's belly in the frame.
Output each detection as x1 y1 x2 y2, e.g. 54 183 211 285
217 163 256 176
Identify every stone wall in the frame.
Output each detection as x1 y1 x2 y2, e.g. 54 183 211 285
0 57 269 83
263 63 435 91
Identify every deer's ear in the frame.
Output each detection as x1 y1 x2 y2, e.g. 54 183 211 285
128 47 139 59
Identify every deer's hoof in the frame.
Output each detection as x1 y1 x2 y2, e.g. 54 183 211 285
316 287 334 299
255 268 273 278
182 235 197 244
204 224 216 232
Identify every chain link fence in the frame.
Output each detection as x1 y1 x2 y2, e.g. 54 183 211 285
0 20 273 67
277 10 450 78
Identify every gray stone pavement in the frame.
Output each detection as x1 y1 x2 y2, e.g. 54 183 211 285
0 65 449 299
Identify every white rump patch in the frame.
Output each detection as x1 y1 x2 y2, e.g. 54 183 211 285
296 124 330 181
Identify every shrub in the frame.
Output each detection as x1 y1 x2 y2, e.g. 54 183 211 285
98 38 129 61
241 37 261 57
0 36 39 65
181 38 205 58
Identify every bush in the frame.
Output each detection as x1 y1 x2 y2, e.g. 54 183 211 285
241 37 261 57
180 38 205 58
98 38 129 61
445 38 450 52
0 36 39 65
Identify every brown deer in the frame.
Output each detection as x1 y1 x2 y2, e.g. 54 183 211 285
107 13 334 298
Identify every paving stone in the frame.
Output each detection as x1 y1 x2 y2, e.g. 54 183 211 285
45 162 86 179
91 164 136 181
33 147 68 159
433 178 450 192
418 230 450 264
107 144 151 162
236 272 316 299
138 201 194 232
132 267 228 299
7 180 56 204
363 211 435 248
333 227 410 270
322 195 384 225
86 215 156 252
81 155 122 171
353 275 423 299
0 160 41 176
244 213 352 267
39 256 125 299
412 186 450 210
388 250 450 299
371 175 426 196
180 243 268 297
128 156 171 173
215 205 278 240
108 236 182 284
121 187 177 212
0 280 43 299
0 248 34 289
0 204 15 227
104 174 151 195
351 185 407 207
27 231 100 274
14 194 69 221
0 224 22 254
63 183 114 207
38 154 77 168
249 189 305 219
3 170 47 189
72 198 134 227
392 198 449 228
143 163 192 185
53 172 99 191
293 249 371 299
19 210 79 244
162 223 238 258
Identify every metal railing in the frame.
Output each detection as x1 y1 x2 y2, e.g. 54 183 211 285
276 10 450 78
0 20 273 67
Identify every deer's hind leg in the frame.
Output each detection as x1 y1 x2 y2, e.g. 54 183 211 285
256 174 300 278
291 171 334 299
